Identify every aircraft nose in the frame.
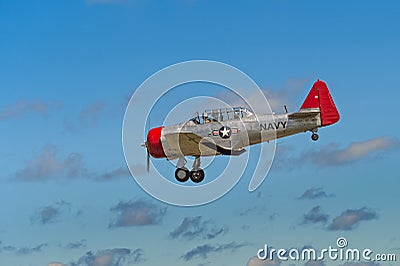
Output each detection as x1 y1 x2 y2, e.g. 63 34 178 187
146 126 166 158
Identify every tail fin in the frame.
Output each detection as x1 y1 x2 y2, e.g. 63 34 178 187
300 80 340 126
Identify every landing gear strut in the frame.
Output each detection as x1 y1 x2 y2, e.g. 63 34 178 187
174 156 205 183
190 156 205 183
310 128 319 141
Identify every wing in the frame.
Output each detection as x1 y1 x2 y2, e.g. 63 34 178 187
162 132 246 159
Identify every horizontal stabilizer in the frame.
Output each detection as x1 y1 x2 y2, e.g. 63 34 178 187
288 109 320 119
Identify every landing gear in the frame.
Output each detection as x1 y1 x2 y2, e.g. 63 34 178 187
175 167 190 182
175 157 189 182
310 128 319 141
190 169 205 183
174 156 205 183
189 156 205 183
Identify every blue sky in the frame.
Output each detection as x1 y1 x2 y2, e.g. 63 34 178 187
1 1 399 265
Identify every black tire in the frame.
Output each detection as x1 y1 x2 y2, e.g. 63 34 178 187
175 168 189 182
311 133 319 141
190 169 205 183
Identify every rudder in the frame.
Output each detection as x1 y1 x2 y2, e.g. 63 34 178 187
300 80 340 126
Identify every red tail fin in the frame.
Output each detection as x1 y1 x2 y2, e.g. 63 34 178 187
300 80 340 126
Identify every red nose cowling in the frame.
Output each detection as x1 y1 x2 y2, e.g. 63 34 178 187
147 126 166 158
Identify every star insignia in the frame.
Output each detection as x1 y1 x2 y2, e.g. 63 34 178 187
219 126 231 139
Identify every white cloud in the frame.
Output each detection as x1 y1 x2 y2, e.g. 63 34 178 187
275 137 400 170
328 137 398 164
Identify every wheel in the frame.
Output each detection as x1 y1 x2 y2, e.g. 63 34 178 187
175 168 189 182
311 133 319 141
190 169 205 183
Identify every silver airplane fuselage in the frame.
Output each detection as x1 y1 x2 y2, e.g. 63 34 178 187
160 110 321 159
144 80 340 183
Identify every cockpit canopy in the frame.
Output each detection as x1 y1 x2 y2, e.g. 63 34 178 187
190 107 254 124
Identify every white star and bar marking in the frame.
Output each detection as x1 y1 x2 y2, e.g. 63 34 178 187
212 127 238 138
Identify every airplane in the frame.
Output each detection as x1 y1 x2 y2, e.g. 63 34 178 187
142 79 340 183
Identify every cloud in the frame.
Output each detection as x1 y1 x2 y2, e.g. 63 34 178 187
63 101 107 132
130 249 145 264
340 263 380 266
95 166 131 181
238 205 268 216
169 216 227 240
69 248 144 266
109 199 167 227
303 137 399 166
274 137 399 170
260 78 311 112
16 243 47 255
301 206 329 225
12 146 134 183
0 242 47 255
247 256 281 266
31 200 71 225
61 239 86 249
226 77 310 115
13 146 87 182
269 213 278 221
181 242 247 261
328 207 378 231
299 187 334 200
305 261 326 266
0 99 60 121
12 146 135 183
38 206 59 224
48 263 65 266
79 101 106 127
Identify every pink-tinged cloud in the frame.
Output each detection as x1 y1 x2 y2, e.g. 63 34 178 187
109 199 167 227
247 256 281 266
303 137 399 166
13 146 87 182
328 207 378 231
